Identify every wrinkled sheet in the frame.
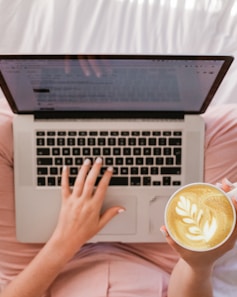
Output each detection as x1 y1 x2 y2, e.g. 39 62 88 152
0 1 237 296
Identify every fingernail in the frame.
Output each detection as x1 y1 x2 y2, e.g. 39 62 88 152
95 157 103 164
224 178 234 188
118 208 125 214
107 166 113 173
160 227 168 237
215 182 222 189
84 159 91 165
63 165 67 171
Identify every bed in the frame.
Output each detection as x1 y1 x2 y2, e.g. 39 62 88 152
0 0 237 296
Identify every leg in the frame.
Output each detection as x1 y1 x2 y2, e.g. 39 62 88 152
0 99 44 291
203 104 237 184
203 104 237 297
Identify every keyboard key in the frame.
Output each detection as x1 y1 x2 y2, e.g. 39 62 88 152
62 148 70 155
105 158 113 165
118 138 126 146
113 148 121 155
120 167 128 175
65 158 73 165
148 138 156 145
37 148 50 155
138 138 146 145
57 138 65 146
79 131 87 136
150 167 159 175
143 148 151 155
93 148 101 156
103 148 111 155
165 157 174 165
163 176 171 185
153 148 161 155
82 148 91 155
70 167 78 175
47 138 55 146
36 138 45 146
169 138 182 145
111 131 119 136
130 167 138 175
161 167 181 175
128 138 136 145
110 177 128 186
131 177 141 186
67 138 75 146
37 177 46 186
145 158 153 165
55 158 63 165
48 177 56 186
58 131 66 136
72 148 80 155
36 131 45 136
141 167 148 175
142 131 150 136
50 167 58 175
158 138 166 145
108 138 116 145
143 176 151 185
88 138 96 146
173 181 181 186
52 148 60 155
133 148 141 155
37 158 52 165
37 167 48 175
136 158 143 165
123 148 131 155
125 157 133 165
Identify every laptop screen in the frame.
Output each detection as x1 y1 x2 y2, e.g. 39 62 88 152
0 55 233 117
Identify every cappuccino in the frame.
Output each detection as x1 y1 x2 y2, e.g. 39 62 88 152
165 183 236 251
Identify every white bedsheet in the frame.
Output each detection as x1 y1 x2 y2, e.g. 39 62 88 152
0 0 237 296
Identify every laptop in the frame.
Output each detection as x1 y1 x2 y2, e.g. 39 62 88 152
0 54 233 243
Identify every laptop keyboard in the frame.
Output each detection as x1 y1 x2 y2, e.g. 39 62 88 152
36 129 182 187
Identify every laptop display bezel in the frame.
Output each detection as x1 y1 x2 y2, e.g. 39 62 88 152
0 54 233 119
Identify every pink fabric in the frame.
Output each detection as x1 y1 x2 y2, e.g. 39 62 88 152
0 97 237 296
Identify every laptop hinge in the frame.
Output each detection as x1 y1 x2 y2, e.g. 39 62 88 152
33 111 186 120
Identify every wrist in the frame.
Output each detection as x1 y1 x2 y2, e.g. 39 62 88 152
179 258 213 279
46 234 83 264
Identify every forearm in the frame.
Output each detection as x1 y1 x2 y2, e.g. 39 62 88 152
0 238 77 297
168 258 213 297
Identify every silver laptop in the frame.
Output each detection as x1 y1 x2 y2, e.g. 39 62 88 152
0 54 233 243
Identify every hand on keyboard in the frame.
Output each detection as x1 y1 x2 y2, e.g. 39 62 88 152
49 157 124 256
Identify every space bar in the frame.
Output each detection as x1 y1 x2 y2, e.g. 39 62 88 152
109 177 128 186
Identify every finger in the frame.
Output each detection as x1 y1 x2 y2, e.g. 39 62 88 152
88 58 102 78
73 159 91 196
221 178 234 192
81 157 103 198
61 166 71 199
64 55 71 74
99 207 125 230
78 56 91 76
93 167 113 206
160 225 181 251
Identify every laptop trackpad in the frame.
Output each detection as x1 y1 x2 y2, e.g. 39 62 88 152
99 195 137 235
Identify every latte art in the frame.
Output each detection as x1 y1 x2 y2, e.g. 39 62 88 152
165 184 235 251
175 195 218 243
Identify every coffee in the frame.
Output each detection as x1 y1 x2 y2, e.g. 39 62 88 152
165 183 236 251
